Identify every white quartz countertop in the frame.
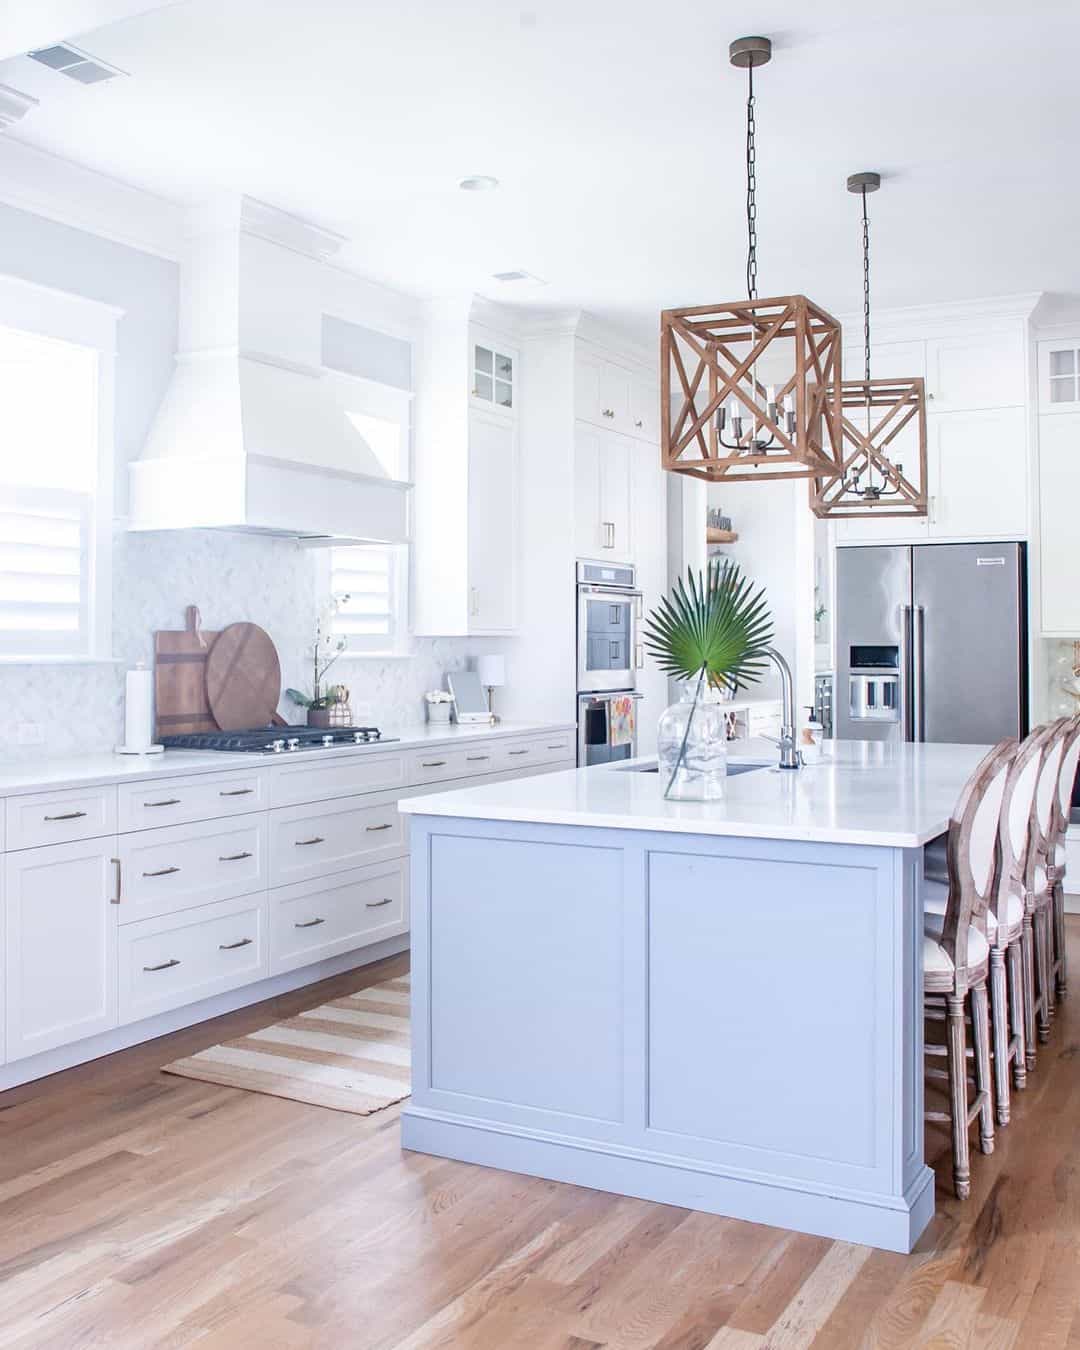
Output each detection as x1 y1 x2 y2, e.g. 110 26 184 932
399 738 991 848
0 721 574 797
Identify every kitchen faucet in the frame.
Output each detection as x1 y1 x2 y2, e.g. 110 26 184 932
764 648 801 770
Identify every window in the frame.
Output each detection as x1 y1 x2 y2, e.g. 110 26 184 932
0 320 109 657
328 544 408 656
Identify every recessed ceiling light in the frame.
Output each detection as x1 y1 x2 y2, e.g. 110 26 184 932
459 175 500 192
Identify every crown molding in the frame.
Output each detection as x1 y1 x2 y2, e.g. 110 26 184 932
0 134 183 258
836 292 1044 338
184 193 348 262
517 306 655 369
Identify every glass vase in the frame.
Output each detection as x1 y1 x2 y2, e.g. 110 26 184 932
657 681 728 800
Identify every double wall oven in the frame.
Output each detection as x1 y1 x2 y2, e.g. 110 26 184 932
576 560 643 766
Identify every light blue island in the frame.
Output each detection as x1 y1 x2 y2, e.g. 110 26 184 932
398 739 986 1253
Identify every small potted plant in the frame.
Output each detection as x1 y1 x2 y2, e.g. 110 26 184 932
424 690 454 725
644 560 773 801
286 596 351 728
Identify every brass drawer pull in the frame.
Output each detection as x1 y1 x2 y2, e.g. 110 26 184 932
44 810 88 821
219 937 253 951
144 798 181 808
365 823 393 832
219 787 254 797
295 917 325 929
366 898 393 908
143 958 180 972
143 866 180 878
295 836 325 847
467 755 490 762
421 759 447 768
219 851 253 862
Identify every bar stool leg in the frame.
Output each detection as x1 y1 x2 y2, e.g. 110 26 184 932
1022 914 1038 1072
987 949 1010 1127
1006 939 1027 1091
946 994 972 1199
1035 907 1053 1043
1053 879 1067 1001
970 983 995 1155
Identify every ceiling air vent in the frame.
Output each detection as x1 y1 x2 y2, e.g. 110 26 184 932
491 270 547 284
28 44 125 84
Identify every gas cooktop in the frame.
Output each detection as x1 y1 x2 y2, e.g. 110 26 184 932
161 726 395 754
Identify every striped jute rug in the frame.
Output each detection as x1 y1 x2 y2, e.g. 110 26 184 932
162 974 411 1115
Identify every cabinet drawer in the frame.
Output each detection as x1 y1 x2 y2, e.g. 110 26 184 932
119 893 268 1024
117 815 268 924
493 735 574 771
118 770 268 832
270 751 408 808
270 858 408 976
269 791 405 887
408 746 500 785
6 784 117 851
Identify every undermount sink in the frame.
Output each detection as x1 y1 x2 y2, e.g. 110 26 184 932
622 761 769 777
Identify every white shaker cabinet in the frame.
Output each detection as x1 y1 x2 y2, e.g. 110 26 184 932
1038 412 1080 635
924 329 1027 411
467 410 517 632
928 406 1028 539
574 423 634 562
4 839 119 1061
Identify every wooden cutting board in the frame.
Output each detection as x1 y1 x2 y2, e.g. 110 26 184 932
153 605 220 738
205 622 283 731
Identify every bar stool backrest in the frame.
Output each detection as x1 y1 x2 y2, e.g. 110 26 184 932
1052 715 1080 853
1000 725 1057 910
941 739 1017 970
1029 723 1067 892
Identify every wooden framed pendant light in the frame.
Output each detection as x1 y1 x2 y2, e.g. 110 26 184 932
661 36 844 484
810 173 929 519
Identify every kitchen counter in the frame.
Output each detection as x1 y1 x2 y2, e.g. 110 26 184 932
399 737 987 847
0 721 575 797
402 737 986 1255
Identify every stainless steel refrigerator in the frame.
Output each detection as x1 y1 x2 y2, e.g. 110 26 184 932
835 543 1027 745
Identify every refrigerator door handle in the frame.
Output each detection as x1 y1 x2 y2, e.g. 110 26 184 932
899 604 913 742
912 604 926 742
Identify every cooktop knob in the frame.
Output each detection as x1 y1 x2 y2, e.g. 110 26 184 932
272 739 285 753
287 737 300 751
322 734 334 747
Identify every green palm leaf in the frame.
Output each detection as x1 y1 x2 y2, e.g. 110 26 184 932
643 559 773 689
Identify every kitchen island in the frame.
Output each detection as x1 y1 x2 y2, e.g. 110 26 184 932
399 738 989 1253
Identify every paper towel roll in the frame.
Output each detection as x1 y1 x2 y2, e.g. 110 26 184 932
122 664 156 752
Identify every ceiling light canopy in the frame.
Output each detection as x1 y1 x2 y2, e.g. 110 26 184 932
459 175 499 192
661 36 844 485
810 173 929 519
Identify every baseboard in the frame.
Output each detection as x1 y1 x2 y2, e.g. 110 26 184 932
0 933 409 1092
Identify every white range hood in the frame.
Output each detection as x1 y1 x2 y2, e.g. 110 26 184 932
130 197 411 544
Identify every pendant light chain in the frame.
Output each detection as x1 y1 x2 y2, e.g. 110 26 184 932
745 60 758 301
861 185 871 386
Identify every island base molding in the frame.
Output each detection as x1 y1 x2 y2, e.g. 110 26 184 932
402 1106 935 1254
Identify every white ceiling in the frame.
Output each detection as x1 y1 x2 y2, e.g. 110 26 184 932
2 0 1078 341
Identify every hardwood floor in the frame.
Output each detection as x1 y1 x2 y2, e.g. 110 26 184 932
2 923 1080 1349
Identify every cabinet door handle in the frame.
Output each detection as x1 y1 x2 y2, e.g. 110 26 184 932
508 749 529 756
110 857 122 905
365 823 393 832
143 958 180 972
635 644 645 669
366 897 393 909
219 851 253 861
634 418 643 429
547 744 567 751
144 798 181 808
219 787 254 797
602 407 615 418
219 937 253 951
295 917 325 929
421 760 447 768
44 810 87 821
466 754 490 762
602 521 615 549
295 836 325 847
143 865 181 878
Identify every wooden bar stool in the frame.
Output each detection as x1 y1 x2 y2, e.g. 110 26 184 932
1048 716 1080 1003
1028 724 1066 1051
923 740 1013 1200
926 732 1036 1125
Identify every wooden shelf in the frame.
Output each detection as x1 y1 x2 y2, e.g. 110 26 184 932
706 527 739 544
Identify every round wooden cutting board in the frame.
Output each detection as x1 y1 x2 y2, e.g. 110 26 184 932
205 622 283 731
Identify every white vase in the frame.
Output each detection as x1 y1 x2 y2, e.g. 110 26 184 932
426 702 452 725
657 681 728 800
